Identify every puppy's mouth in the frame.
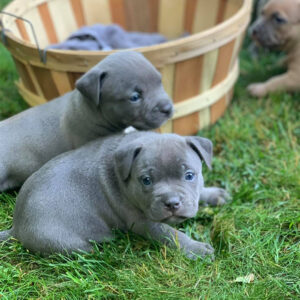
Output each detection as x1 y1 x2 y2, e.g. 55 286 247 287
257 40 282 50
129 104 173 130
161 215 188 225
132 117 169 131
251 33 283 50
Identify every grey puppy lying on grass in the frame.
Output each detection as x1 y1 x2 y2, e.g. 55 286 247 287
0 51 173 191
0 131 228 259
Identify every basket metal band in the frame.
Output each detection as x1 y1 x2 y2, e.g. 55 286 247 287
0 10 46 63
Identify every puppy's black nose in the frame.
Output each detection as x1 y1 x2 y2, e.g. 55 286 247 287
165 197 181 211
159 102 173 116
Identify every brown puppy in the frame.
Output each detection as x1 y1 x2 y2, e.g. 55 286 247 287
248 0 300 97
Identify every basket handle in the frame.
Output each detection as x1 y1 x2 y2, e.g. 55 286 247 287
0 11 46 64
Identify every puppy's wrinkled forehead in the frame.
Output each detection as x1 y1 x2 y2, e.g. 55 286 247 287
264 0 300 21
138 135 200 173
101 51 161 86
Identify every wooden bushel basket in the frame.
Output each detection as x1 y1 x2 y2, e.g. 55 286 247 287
0 0 252 135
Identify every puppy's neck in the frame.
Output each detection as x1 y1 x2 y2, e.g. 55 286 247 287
62 90 123 148
284 41 300 70
283 38 300 53
283 24 300 58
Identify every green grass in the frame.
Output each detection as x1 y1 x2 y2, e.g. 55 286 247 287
0 42 28 119
0 3 299 299
0 0 28 118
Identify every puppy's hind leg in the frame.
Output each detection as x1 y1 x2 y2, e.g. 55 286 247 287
19 224 94 255
0 177 20 192
0 164 21 192
0 163 9 192
0 179 20 192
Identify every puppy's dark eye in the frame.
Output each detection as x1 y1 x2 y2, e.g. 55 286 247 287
130 91 141 102
184 171 195 182
273 14 286 24
141 176 152 186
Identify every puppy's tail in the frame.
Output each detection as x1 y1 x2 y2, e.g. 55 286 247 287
0 229 13 242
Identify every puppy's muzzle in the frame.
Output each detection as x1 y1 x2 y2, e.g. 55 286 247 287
152 100 173 118
249 23 261 44
249 21 282 50
164 196 181 212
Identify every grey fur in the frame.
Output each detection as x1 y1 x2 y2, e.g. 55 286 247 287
0 51 173 191
0 230 11 241
199 187 230 207
0 131 222 259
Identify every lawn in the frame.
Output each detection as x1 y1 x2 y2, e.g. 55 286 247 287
0 3 299 300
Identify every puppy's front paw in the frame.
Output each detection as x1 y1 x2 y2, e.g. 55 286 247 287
247 83 267 98
200 187 230 207
185 241 215 260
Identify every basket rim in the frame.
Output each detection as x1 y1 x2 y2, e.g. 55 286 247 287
0 0 252 70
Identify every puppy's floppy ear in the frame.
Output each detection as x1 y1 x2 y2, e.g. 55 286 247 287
75 67 107 106
114 142 143 181
186 136 213 169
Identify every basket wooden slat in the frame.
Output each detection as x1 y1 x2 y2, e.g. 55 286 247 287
48 0 78 42
224 0 239 20
32 65 59 99
193 0 219 33
158 0 185 39
15 19 30 41
0 0 253 135
81 0 112 26
184 0 197 33
8 22 21 39
216 0 228 25
110 0 127 28
211 95 227 124
173 60 239 119
70 0 85 28
148 0 159 32
210 39 236 123
173 56 204 135
38 2 58 44
201 49 219 93
67 71 83 88
212 40 235 86
16 81 47 106
198 48 219 129
26 7 49 46
13 59 36 94
124 0 150 32
26 64 45 97
229 35 242 70
51 70 73 95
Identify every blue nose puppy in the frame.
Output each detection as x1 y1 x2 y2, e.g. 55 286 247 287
0 131 225 260
0 51 173 191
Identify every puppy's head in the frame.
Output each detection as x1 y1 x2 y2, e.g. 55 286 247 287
114 133 212 225
75 51 173 130
250 0 300 50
